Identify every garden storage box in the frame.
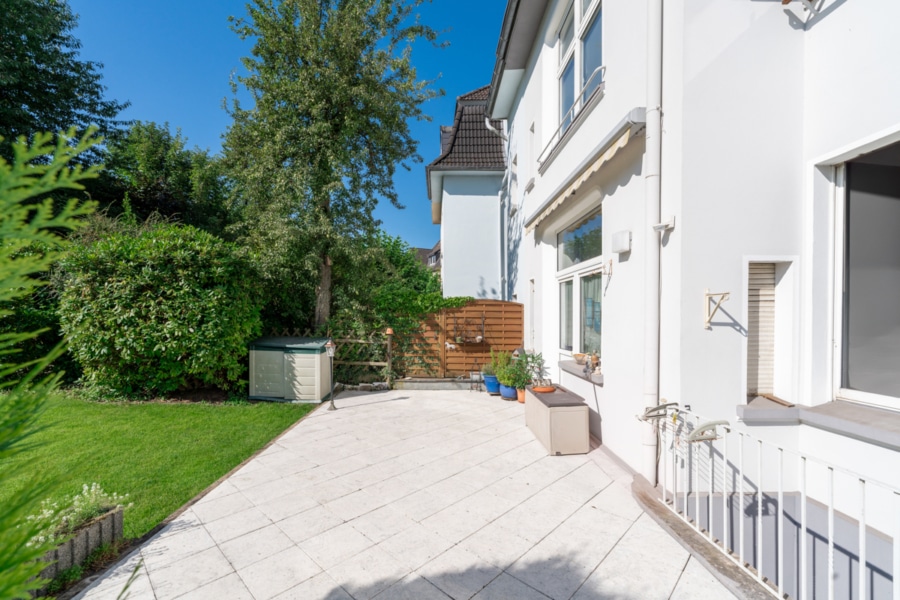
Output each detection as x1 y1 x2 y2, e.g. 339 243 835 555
249 337 332 403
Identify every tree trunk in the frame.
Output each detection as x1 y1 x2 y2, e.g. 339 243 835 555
314 254 332 329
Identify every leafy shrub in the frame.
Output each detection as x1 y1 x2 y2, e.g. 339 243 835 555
58 222 262 395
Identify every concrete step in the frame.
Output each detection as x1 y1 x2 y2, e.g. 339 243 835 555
393 378 488 391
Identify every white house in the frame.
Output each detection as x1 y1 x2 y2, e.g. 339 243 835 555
426 86 507 299
471 0 900 596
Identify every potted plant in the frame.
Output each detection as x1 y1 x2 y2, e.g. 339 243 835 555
481 362 500 395
484 350 511 397
528 353 556 393
498 356 532 402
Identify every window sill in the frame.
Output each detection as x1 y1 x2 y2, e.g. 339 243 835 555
737 397 900 452
559 360 603 386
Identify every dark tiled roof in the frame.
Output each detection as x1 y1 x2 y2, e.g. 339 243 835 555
459 86 491 101
427 85 505 172
414 247 431 264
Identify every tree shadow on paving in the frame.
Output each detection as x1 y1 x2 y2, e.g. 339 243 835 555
313 554 658 600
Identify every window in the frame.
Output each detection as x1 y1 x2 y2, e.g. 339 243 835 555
557 209 604 355
558 10 576 132
560 280 573 351
557 209 602 270
581 273 602 355
841 150 900 400
555 1 603 134
581 8 602 103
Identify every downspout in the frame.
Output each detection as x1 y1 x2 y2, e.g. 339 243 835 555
641 0 663 485
485 117 509 141
487 116 509 300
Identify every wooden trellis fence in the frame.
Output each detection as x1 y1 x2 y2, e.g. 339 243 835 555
267 328 392 385
268 300 522 382
397 300 524 378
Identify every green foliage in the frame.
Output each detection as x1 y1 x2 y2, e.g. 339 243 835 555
57 222 263 396
324 233 470 381
496 357 531 389
0 128 100 600
0 0 128 163
224 0 443 327
100 121 232 234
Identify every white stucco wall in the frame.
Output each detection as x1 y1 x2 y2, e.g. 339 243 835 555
441 175 503 299
490 0 900 506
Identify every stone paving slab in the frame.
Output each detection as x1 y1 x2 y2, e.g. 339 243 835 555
75 390 737 600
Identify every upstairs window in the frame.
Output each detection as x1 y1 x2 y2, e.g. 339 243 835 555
547 1 604 159
558 10 576 132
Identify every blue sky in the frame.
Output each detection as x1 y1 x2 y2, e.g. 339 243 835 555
70 0 508 250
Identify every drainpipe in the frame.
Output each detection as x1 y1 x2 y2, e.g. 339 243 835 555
641 0 663 486
500 189 507 301
485 117 508 141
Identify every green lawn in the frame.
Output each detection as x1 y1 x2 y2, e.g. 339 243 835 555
0 393 315 538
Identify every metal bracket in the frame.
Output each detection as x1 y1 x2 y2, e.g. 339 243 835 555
639 402 679 422
704 289 730 329
687 420 730 443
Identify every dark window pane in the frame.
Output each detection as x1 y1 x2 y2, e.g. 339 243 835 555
557 210 602 270
582 10 602 103
843 161 900 398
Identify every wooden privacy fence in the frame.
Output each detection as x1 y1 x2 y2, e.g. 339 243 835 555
397 300 524 378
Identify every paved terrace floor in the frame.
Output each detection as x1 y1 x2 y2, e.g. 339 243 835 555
76 390 736 600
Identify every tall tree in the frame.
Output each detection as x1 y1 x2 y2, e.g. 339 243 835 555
103 121 232 234
0 0 128 162
224 0 441 329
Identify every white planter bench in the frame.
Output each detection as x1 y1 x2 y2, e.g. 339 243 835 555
525 386 589 455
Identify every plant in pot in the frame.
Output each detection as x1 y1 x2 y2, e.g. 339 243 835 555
481 362 500 395
484 350 511 397
498 357 532 402
528 353 556 393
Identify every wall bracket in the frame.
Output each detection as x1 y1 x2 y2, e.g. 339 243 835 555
687 420 731 443
704 289 730 329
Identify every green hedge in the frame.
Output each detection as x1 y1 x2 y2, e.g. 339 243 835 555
58 223 262 395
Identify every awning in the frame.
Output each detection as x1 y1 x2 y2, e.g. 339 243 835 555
524 108 646 234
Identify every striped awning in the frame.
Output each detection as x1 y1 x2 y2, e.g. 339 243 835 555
525 128 632 234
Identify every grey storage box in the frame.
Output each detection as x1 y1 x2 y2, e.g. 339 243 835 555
525 386 589 455
249 337 332 403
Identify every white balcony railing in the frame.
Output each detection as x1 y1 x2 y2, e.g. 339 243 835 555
648 404 900 600
537 65 606 170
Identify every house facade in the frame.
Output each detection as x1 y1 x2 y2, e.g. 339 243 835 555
466 0 900 595
426 87 506 299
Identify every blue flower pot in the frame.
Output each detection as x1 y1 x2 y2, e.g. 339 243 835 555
483 374 500 395
499 383 517 400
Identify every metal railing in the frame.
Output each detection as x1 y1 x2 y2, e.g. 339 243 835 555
537 65 606 168
650 405 900 600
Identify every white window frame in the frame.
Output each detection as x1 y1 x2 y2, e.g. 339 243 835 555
555 1 603 131
832 161 900 409
557 7 576 132
556 208 604 356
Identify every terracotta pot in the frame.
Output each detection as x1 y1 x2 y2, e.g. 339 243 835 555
517 388 526 403
532 385 556 393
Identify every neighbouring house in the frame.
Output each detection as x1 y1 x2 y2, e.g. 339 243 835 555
413 241 442 274
426 86 506 299
425 241 441 273
436 0 900 596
